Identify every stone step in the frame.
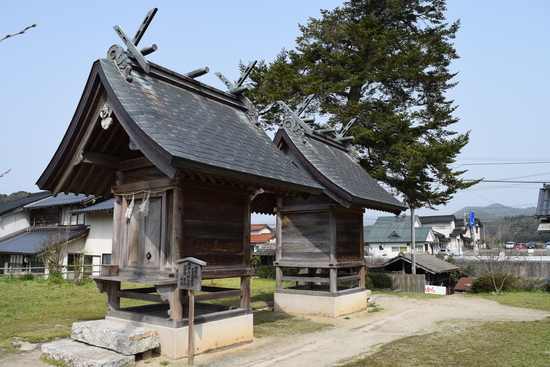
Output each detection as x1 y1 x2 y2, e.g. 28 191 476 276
41 340 135 367
72 320 159 356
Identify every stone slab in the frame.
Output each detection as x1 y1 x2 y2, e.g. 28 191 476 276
274 290 369 317
72 320 159 355
106 313 254 359
41 340 135 367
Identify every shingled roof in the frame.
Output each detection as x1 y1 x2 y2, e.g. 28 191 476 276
37 54 323 203
0 226 89 255
269 126 406 214
384 252 459 274
0 191 51 217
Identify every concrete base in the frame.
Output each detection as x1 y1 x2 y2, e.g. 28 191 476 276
41 340 135 367
274 290 370 317
106 314 254 360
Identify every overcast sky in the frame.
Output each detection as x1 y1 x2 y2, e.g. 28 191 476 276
1 1 549 225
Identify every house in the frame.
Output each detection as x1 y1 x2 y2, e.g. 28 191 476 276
454 217 484 249
364 216 439 257
418 215 464 250
250 223 274 235
35 20 323 358
0 192 98 275
383 252 460 291
252 105 407 317
0 191 51 238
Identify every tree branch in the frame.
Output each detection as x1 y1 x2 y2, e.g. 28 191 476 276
0 23 37 43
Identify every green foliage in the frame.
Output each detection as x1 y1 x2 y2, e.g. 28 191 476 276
0 191 29 205
483 215 550 245
542 281 550 293
47 270 64 285
365 273 392 289
245 0 479 210
19 273 38 281
471 272 518 293
250 255 261 268
255 265 276 279
254 266 297 279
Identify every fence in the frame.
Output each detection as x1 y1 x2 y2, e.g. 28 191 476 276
388 273 425 293
0 265 104 279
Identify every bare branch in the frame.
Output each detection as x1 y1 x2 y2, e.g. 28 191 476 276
0 169 11 177
0 23 37 43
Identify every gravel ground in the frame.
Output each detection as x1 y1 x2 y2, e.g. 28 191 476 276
3 293 549 367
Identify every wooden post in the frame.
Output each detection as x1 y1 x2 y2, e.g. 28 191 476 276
188 290 195 365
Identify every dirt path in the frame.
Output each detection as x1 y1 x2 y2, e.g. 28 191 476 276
3 294 549 367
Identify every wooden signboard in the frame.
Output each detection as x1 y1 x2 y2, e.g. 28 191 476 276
175 257 206 365
176 257 206 291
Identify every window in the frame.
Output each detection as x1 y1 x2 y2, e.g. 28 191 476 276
102 254 112 265
392 246 407 252
416 245 424 252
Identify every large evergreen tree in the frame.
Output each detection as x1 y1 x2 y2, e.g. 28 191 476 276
246 0 479 210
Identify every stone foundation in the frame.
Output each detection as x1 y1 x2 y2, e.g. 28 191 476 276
274 289 370 317
106 313 254 359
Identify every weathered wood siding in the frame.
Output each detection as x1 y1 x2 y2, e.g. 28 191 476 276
181 185 249 267
280 211 331 263
119 193 167 271
335 209 363 261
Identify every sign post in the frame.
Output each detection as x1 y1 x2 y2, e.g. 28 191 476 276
175 257 206 365
469 212 477 252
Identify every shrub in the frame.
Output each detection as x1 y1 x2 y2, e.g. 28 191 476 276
471 272 518 293
516 277 541 292
20 273 38 281
255 266 275 279
365 273 392 290
541 280 550 293
47 270 64 285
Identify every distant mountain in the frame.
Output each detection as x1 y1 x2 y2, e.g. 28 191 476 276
453 203 536 222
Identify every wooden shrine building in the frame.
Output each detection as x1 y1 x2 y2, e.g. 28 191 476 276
36 16 323 358
253 104 407 317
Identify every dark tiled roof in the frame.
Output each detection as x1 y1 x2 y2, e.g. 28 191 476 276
274 128 406 214
0 226 89 254
419 215 456 225
0 191 51 216
71 198 114 214
25 193 94 209
384 252 459 274
101 59 323 193
253 243 275 256
536 184 550 216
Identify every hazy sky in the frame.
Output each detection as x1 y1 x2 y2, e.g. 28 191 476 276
1 1 549 225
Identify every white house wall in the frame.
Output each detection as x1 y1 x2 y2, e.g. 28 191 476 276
366 242 430 258
84 212 113 259
0 211 30 238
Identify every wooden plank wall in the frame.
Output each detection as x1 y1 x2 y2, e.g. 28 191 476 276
280 211 330 263
335 209 362 261
181 184 249 267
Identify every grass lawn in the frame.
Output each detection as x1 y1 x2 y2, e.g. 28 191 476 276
340 292 550 367
2 275 550 366
0 276 330 356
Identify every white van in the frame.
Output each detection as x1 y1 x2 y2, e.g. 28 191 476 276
505 241 515 249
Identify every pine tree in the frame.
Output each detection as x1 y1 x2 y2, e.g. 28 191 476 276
246 0 480 209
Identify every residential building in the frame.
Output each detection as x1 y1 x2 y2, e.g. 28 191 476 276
364 215 439 257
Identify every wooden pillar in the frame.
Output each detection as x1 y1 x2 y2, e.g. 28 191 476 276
275 267 283 291
329 268 338 295
157 285 182 321
240 275 251 312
